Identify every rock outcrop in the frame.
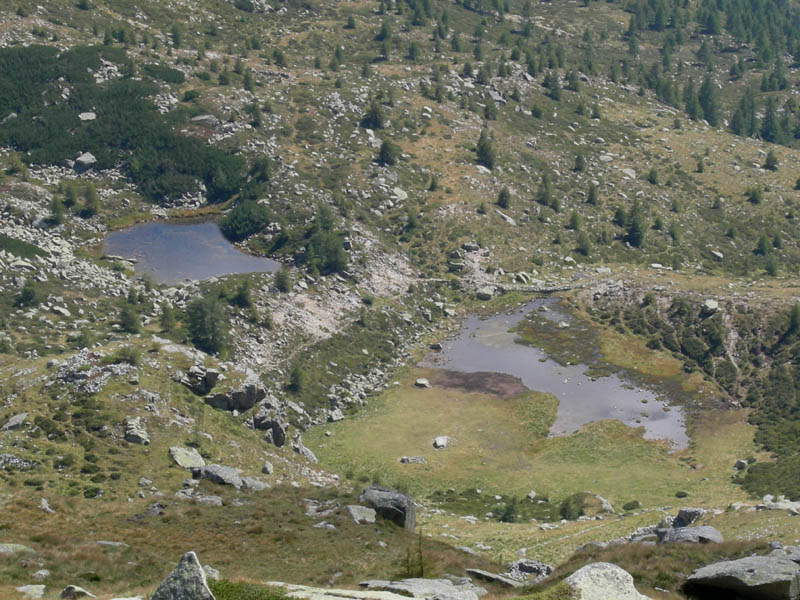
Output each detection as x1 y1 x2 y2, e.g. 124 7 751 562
360 578 486 599
123 417 150 445
169 447 205 470
658 525 723 545
291 435 318 463
505 559 553 583
465 568 523 588
1 412 28 431
150 551 215 600
252 402 288 447
206 375 266 412
359 485 416 531
197 464 242 489
673 507 706 528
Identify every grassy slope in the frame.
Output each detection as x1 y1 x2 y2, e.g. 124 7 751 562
307 365 755 508
0 485 501 599
2 0 800 593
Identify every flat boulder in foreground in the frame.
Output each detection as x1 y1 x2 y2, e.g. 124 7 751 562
565 563 650 600
685 556 800 600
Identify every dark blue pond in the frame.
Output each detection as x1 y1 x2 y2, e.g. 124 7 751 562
103 220 280 284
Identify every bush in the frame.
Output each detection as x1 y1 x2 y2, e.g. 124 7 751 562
764 149 778 171
746 186 763 204
304 230 347 274
209 581 288 600
362 98 385 129
233 0 255 11
220 201 271 242
576 232 591 257
119 304 140 333
15 281 41 307
230 280 252 308
766 255 779 276
378 140 400 166
497 187 510 208
622 500 641 511
560 492 586 520
476 129 495 169
0 233 45 259
106 345 140 365
83 487 102 498
274 267 292 293
186 294 228 355
288 363 304 392
159 302 176 331
142 63 185 83
0 45 244 205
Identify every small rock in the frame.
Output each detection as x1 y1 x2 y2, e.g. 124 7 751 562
169 447 205 470
0 544 34 555
476 286 495 301
1 413 28 431
433 436 449 449
702 299 719 315
195 495 223 507
199 464 242 488
242 477 270 492
75 152 97 168
17 585 46 599
346 505 377 524
414 378 431 388
59 585 96 599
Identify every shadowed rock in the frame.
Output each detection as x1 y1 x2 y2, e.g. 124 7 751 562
673 507 706 528
59 585 96 599
658 526 723 544
685 556 800 600
198 464 242 489
359 486 416 531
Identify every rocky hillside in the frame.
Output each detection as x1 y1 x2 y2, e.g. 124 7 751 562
3 0 800 597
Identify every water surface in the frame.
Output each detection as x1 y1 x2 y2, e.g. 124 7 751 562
422 299 688 449
104 221 280 284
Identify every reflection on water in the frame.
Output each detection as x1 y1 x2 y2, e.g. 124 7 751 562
104 221 280 284
421 299 689 450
